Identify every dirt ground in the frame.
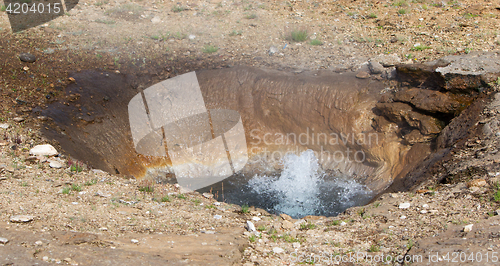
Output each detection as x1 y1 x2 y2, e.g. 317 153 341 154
1 0 500 265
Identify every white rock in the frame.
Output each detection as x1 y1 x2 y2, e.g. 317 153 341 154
340 221 347 226
214 202 221 206
400 215 407 219
99 227 108 231
420 210 428 214
422 204 429 208
246 221 256 232
213 215 222 219
13 117 25 122
35 240 43 246
96 191 111 198
464 224 473 232
273 247 284 254
131 239 139 244
29 144 58 156
0 237 8 244
188 34 196 40
42 256 49 261
49 159 64 168
151 16 161 23
202 193 213 199
292 242 300 249
399 202 411 209
269 46 278 55
252 216 261 221
91 169 107 174
10 215 34 223
0 123 9 129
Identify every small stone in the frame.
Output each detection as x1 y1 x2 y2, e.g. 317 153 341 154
356 71 370 79
35 240 43 246
463 224 473 232
19 53 36 63
188 34 196 40
10 215 34 223
422 204 429 208
292 242 300 249
42 256 49 261
213 202 221 206
29 144 58 156
281 220 294 229
429 210 438 214
400 215 407 219
23 66 29 71
151 16 161 23
0 123 9 129
49 160 64 169
252 216 261 221
13 117 25 122
213 215 222 219
269 46 278 55
420 210 428 214
99 227 108 231
340 221 347 226
202 193 213 199
246 221 256 232
131 239 139 244
368 60 384 74
96 191 111 198
0 237 8 244
466 179 488 188
273 247 284 254
399 202 411 209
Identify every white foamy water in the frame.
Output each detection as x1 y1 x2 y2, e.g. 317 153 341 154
247 150 372 218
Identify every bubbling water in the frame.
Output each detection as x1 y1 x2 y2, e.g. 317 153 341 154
206 149 374 218
248 150 323 217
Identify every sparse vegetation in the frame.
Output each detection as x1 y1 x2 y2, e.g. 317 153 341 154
1 5 6 12
411 44 431 51
394 0 409 7
84 179 97 186
329 220 340 226
300 222 317 230
71 184 82 192
309 39 323 46
285 28 309 42
139 185 154 193
176 194 187 200
368 244 380 252
398 9 408 14
494 188 500 202
244 13 257 19
62 187 70 194
172 6 186 13
161 195 170 202
203 45 218 53
368 13 377 19
241 204 250 213
229 30 243 36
